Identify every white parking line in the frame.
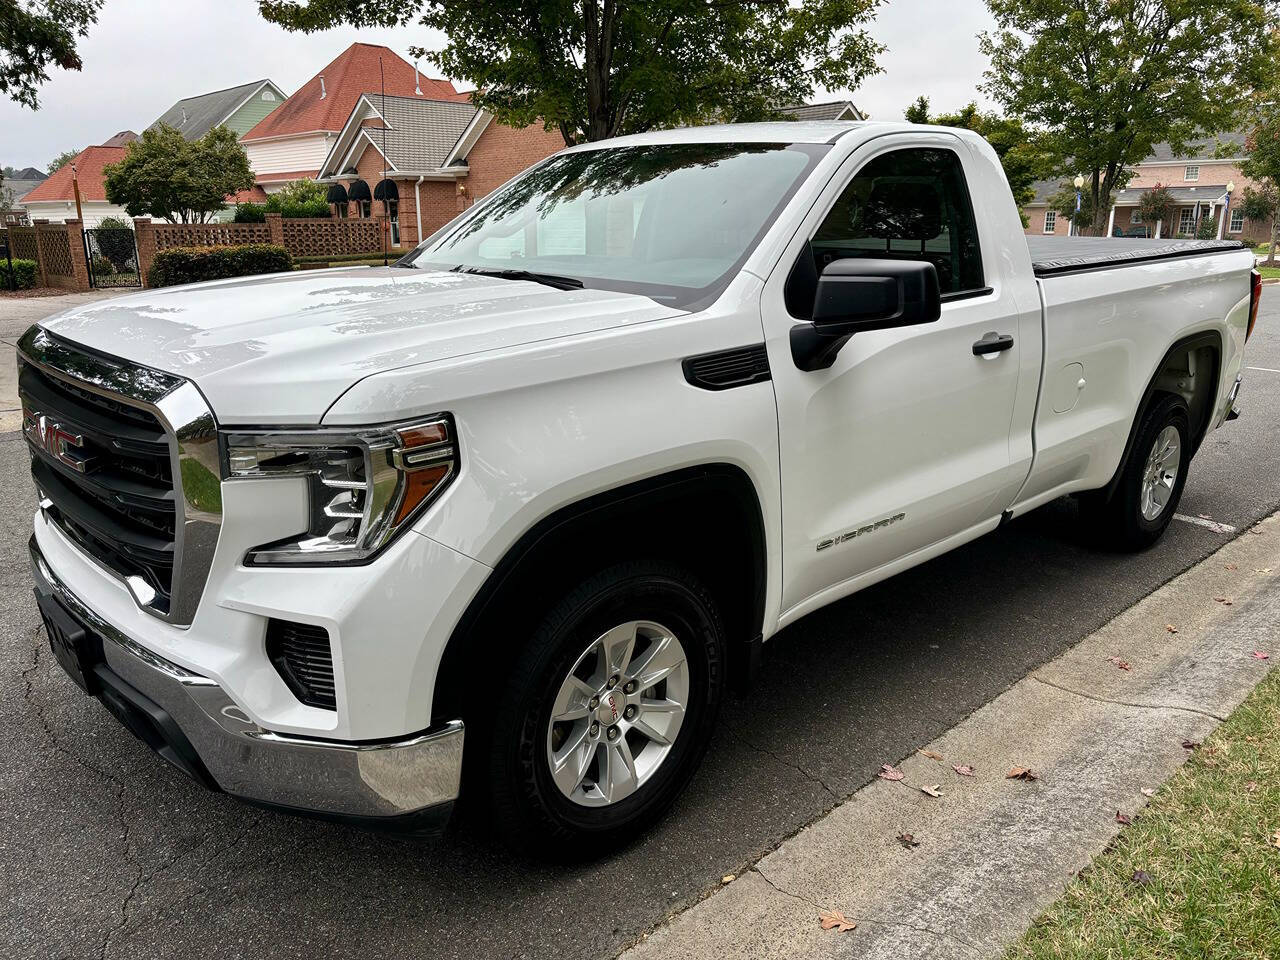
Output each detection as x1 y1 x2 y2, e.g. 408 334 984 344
1174 514 1237 534
1246 366 1280 374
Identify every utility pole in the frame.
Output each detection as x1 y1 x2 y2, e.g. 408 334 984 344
71 162 84 221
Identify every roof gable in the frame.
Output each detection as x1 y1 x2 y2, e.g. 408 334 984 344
319 93 480 177
242 43 467 141
782 100 865 122
151 79 284 140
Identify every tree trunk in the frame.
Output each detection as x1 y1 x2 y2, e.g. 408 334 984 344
1268 216 1276 267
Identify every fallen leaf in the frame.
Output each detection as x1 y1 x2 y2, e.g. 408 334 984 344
1140 787 1156 797
1247 781 1260 793
1107 656 1132 671
1182 739 1200 750
1225 563 1238 570
1199 514 1213 520
953 764 976 777
1271 830 1280 851
1131 869 1153 886
818 909 857 933
1258 567 1273 574
878 764 904 782
1007 767 1040 781
919 749 945 762
1116 811 1132 825
1253 651 1270 660
721 874 735 884
920 784 943 798
1214 596 1234 606
896 831 920 848
1165 624 1179 634
1251 527 1265 535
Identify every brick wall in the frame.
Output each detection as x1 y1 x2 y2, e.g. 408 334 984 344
464 118 564 200
1024 206 1071 236
1127 161 1266 242
5 220 91 290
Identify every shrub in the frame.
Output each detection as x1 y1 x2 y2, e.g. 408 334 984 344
234 202 266 223
1195 215 1219 240
2 258 38 289
90 255 115 276
147 244 293 288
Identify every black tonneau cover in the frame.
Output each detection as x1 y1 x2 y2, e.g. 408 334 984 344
1027 236 1245 277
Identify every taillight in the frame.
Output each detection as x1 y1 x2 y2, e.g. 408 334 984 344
1248 269 1262 341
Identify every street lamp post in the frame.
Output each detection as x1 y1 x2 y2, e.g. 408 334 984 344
1219 180 1236 241
1071 175 1085 237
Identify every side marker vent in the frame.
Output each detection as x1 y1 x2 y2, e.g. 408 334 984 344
683 344 771 391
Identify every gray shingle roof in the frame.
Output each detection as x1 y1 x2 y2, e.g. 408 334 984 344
1114 184 1230 204
150 80 274 140
782 100 864 122
1143 131 1247 164
355 95 480 172
1027 178 1063 205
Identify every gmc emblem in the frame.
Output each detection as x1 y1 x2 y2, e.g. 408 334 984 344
22 405 95 473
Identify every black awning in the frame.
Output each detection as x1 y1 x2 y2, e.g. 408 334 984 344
325 183 349 204
373 179 399 201
348 179 372 202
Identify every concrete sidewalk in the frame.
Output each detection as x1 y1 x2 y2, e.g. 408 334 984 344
621 515 1280 960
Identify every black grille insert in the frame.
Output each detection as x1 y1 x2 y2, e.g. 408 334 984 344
682 344 771 390
20 361 176 608
266 619 337 710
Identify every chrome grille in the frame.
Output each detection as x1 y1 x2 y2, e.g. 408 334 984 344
18 326 221 626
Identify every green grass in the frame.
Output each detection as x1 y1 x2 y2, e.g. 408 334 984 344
1006 666 1280 960
1257 266 1280 281
179 457 222 515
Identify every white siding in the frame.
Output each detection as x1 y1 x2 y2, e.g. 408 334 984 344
244 134 335 175
23 201 136 227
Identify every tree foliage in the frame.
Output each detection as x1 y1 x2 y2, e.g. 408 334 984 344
1 0 103 108
258 0 886 145
1242 108 1280 263
104 124 254 224
1137 184 1176 231
981 0 1276 234
47 149 79 174
1050 181 1110 233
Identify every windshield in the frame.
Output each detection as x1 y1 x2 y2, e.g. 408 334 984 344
407 142 827 308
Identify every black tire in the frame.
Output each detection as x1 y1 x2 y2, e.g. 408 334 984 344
1081 393 1192 551
481 562 725 859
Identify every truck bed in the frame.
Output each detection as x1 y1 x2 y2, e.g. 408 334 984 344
1027 236 1245 277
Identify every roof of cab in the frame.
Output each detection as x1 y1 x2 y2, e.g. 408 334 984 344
558 120 972 152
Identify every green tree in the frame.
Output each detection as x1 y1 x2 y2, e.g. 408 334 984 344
104 124 253 224
1241 185 1279 264
1 1 103 108
258 0 886 145
904 97 1048 222
1242 107 1280 263
981 0 1275 235
1049 181 1112 234
1135 183 1176 237
48 148 79 174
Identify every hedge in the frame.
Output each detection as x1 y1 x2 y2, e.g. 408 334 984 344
147 244 293 288
2 258 39 290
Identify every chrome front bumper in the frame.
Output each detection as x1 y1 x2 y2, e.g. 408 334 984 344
30 535 464 826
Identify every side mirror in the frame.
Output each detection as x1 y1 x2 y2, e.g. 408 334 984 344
790 258 942 371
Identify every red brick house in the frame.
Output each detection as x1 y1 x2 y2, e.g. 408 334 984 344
240 43 469 193
315 93 564 248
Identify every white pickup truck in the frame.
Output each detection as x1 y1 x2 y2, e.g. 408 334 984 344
22 121 1259 856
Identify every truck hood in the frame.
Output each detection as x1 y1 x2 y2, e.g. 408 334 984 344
40 267 682 423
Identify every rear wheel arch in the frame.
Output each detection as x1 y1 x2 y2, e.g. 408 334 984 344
1101 329 1222 502
430 464 768 726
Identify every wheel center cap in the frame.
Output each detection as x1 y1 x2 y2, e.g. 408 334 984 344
597 691 623 726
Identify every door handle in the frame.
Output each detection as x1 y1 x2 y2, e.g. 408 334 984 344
972 333 1015 356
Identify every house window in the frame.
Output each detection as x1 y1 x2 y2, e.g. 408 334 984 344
360 200 371 219
1043 210 1057 234
1184 165 1200 182
1179 208 1195 235
1131 209 1143 224
1230 208 1245 233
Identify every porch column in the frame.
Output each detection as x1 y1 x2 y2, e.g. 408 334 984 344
1106 205 1116 237
1154 219 1162 239
1217 202 1228 240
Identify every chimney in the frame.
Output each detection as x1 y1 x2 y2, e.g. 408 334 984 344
319 75 326 99
414 59 423 96
181 107 188 125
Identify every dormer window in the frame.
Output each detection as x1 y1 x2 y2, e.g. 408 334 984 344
1184 165 1200 182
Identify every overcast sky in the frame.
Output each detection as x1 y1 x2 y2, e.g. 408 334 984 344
1 0 996 171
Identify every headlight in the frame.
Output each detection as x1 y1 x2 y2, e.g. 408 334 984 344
224 417 457 565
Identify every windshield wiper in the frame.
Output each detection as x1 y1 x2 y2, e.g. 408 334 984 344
452 265 584 290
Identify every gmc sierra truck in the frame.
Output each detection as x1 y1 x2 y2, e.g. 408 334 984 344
21 121 1259 856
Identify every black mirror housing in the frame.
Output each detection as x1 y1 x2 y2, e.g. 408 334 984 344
791 258 942 371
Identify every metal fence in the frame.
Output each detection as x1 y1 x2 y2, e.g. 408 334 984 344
84 227 141 288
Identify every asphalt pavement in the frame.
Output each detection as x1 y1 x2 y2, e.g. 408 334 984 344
2 292 1279 960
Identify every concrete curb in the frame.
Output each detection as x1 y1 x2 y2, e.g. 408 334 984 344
618 514 1280 960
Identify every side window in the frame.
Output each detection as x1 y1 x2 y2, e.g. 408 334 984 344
808 147 984 296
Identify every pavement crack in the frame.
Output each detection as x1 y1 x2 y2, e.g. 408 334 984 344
736 735 841 801
19 630 143 960
754 866 983 957
1031 675 1228 722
